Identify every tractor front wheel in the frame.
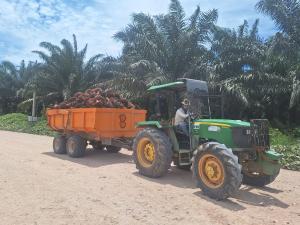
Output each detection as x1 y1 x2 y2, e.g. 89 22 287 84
192 142 242 200
133 128 173 178
66 135 87 158
242 171 279 187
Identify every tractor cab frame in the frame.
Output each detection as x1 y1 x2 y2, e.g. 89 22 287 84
138 79 223 167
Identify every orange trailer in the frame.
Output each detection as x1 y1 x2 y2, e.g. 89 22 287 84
47 108 147 157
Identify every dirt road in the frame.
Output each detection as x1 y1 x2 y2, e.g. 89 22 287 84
0 131 299 225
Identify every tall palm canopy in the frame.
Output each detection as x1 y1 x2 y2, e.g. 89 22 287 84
256 0 300 108
33 34 103 100
113 0 217 97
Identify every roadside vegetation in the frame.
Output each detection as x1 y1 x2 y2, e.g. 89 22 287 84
0 0 299 170
0 113 55 136
270 128 300 171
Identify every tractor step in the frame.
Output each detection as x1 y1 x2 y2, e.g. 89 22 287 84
178 149 192 165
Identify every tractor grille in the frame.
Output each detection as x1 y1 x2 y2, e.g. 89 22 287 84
250 119 270 150
232 127 252 148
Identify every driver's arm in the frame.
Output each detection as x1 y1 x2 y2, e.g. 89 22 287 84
176 109 189 119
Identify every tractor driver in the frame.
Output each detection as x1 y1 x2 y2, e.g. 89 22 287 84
174 99 190 136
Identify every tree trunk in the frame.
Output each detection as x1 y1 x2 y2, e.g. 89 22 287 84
32 91 36 118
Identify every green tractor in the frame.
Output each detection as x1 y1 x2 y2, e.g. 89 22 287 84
133 78 282 200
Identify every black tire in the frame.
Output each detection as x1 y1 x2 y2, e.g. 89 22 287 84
91 142 104 151
133 128 173 178
192 142 242 200
242 170 280 187
66 135 87 158
106 146 121 153
53 135 66 154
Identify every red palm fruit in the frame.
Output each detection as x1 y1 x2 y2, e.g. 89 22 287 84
127 102 135 109
74 92 83 98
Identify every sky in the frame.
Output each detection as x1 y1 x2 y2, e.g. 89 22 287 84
0 0 277 64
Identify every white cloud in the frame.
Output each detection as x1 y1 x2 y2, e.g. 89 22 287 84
0 0 276 64
0 0 115 63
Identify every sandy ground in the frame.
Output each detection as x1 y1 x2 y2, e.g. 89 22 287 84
0 131 299 225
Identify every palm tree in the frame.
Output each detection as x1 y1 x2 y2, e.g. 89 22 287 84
210 19 289 119
256 0 300 108
33 34 103 100
0 61 21 114
256 0 300 45
112 0 217 97
16 61 51 114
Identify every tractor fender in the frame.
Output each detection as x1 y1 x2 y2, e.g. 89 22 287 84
136 121 163 129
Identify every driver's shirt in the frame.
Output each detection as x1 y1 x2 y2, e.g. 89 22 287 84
174 108 189 125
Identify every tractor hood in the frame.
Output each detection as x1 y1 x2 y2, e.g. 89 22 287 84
193 119 250 128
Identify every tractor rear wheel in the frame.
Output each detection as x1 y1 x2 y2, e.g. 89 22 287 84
242 171 279 187
53 135 66 154
66 135 87 158
133 128 173 178
192 142 242 200
106 146 121 153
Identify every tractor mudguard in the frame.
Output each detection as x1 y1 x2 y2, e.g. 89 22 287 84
136 121 163 129
136 121 180 152
247 149 282 176
265 149 283 161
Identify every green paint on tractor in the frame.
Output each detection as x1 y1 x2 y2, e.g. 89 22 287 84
192 119 251 148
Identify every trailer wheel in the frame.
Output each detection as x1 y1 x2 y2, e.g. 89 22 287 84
53 135 66 154
66 135 87 158
106 146 121 153
192 142 242 200
91 142 104 151
133 128 173 178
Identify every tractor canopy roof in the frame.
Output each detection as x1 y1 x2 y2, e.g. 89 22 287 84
148 78 208 94
147 81 185 91
194 119 251 127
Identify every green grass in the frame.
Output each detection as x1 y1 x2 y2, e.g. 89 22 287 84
0 113 299 171
270 128 300 171
0 113 56 136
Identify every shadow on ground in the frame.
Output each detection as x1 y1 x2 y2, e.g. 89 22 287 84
42 147 133 168
133 167 196 189
44 148 289 211
193 185 289 211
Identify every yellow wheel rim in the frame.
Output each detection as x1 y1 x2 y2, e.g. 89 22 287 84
137 137 155 167
198 154 225 188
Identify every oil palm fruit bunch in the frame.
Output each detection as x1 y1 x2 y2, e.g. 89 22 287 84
52 88 136 109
